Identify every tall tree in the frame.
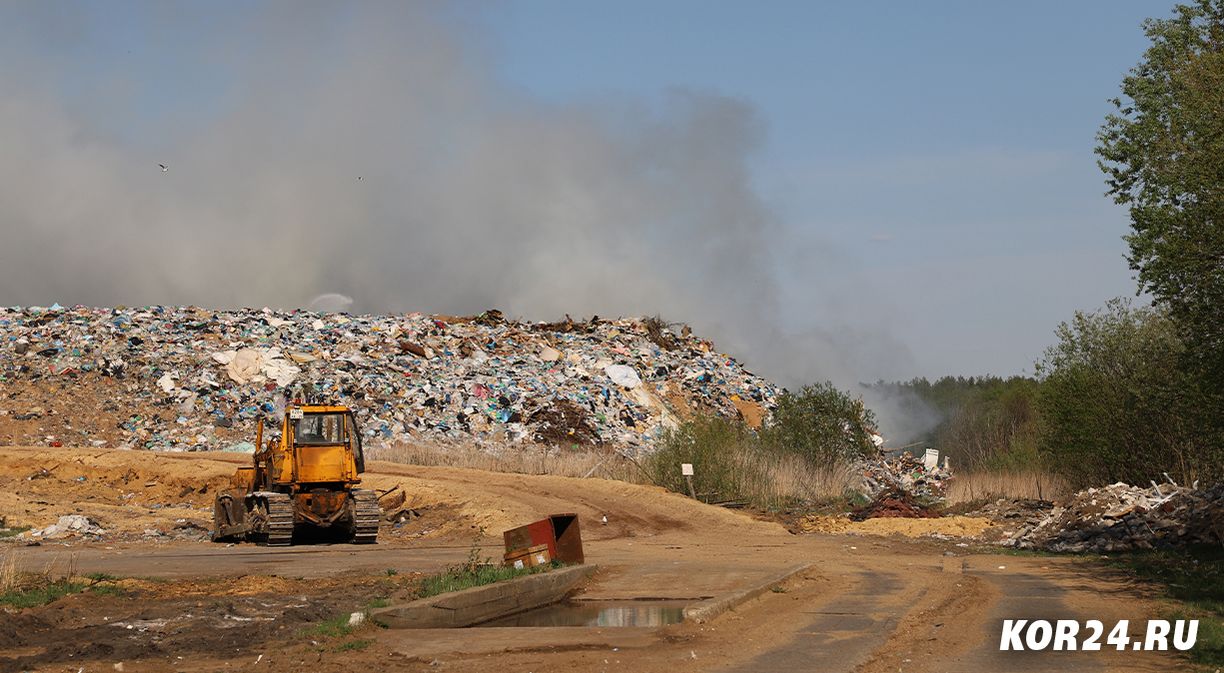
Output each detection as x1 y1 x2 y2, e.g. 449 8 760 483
1096 1 1224 394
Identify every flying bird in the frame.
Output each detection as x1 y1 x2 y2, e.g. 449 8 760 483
158 164 168 172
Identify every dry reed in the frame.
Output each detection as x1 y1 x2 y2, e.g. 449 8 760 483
0 550 17 592
367 441 649 483
946 470 1071 504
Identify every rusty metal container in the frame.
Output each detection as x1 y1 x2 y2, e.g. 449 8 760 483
503 543 551 569
503 513 584 565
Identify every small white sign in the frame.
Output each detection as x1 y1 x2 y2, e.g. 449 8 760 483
289 408 304 420
681 463 694 476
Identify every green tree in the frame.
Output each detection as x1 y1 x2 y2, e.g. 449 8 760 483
1096 1 1224 403
762 382 878 463
1035 299 1212 486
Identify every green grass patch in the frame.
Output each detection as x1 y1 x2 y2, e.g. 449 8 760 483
333 639 373 652
365 597 390 610
416 561 559 599
1105 545 1224 666
87 584 125 597
302 614 357 640
0 580 86 609
84 572 118 582
0 526 30 539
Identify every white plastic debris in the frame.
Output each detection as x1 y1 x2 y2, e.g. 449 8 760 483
604 364 642 389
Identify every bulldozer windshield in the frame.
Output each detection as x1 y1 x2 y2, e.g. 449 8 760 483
293 412 346 445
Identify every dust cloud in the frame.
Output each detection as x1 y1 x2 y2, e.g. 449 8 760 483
0 3 924 423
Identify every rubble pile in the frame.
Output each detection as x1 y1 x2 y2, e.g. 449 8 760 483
858 452 950 500
24 514 107 540
0 305 778 454
1007 481 1224 552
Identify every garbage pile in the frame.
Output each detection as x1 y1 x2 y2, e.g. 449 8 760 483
24 514 107 540
0 305 779 454
857 452 951 500
1006 481 1224 552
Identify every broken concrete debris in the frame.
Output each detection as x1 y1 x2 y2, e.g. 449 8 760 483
1004 481 1224 552
0 305 778 454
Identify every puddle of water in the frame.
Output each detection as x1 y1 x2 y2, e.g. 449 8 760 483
476 600 687 628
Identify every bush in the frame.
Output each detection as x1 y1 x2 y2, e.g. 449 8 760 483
648 415 759 501
761 382 878 463
647 408 861 510
1035 299 1215 487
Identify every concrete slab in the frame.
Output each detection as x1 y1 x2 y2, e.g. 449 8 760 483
371 564 598 628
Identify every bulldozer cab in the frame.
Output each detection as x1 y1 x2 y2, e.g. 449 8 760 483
266 405 365 485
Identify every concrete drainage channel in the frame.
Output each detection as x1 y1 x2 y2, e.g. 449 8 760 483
370 563 814 630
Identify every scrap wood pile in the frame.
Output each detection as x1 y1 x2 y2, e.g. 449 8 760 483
0 305 778 454
1005 481 1224 552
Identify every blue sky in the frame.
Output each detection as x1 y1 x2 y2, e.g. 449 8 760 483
0 2 1169 382
485 1 1161 378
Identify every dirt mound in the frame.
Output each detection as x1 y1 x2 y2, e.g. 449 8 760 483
797 514 994 539
0 446 784 545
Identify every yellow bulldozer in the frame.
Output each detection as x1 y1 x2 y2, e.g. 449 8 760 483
212 403 379 546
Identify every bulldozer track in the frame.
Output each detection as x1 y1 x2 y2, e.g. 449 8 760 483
351 489 380 544
256 492 295 546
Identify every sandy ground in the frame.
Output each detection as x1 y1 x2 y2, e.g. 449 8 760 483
0 446 1192 672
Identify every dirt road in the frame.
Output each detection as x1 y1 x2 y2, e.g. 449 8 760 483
0 447 1186 672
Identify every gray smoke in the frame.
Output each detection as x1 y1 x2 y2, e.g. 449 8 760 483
0 2 921 414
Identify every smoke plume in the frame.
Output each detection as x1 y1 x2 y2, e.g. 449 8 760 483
0 2 924 422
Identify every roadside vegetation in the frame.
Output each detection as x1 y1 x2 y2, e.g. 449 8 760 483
416 536 559 599
868 299 1217 493
1104 545 1224 667
647 384 871 510
0 551 125 608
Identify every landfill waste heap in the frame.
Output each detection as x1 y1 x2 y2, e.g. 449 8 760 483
0 306 779 455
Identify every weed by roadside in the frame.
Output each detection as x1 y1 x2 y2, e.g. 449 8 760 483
1104 545 1223 667
0 579 87 609
302 614 358 640
0 573 127 608
417 561 554 599
0 526 31 539
416 531 559 599
301 614 376 654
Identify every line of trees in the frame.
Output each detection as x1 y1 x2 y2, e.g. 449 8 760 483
872 299 1220 488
